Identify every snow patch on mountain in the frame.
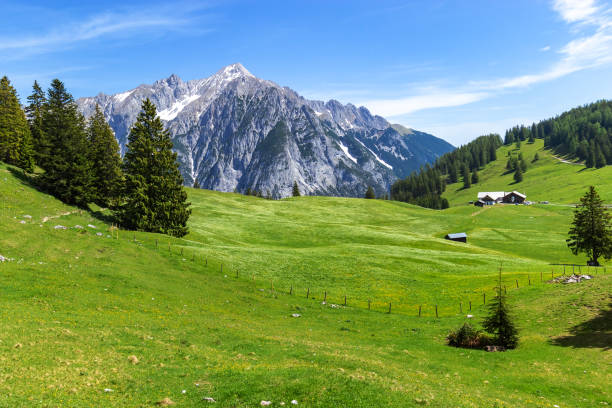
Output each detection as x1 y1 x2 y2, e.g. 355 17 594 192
356 139 393 170
158 94 200 121
337 141 357 164
114 90 134 103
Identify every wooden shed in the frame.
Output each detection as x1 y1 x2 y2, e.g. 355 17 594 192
445 232 467 243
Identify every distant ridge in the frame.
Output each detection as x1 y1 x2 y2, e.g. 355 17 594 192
77 63 454 198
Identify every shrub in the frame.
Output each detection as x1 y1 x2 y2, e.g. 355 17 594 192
447 323 491 349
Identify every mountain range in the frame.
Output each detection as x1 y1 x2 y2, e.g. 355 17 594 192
77 63 454 198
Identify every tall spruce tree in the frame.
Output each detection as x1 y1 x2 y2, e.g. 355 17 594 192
365 186 375 199
25 81 49 168
40 79 93 207
118 99 190 237
87 105 123 207
482 269 519 349
292 181 301 197
513 165 523 183
566 186 612 266
471 169 479 184
462 164 471 188
0 76 34 171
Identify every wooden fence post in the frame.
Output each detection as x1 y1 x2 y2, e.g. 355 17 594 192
344 295 347 306
528 275 531 286
156 239 158 249
483 293 486 305
504 286 507 295
388 302 392 314
306 288 309 299
220 264 223 273
418 305 421 317
324 291 327 302
563 265 566 275
205 257 208 266
181 248 184 256
540 271 542 282
469 301 472 311
435 305 438 318
368 299 371 310
516 279 519 288
289 286 293 295
460 302 462 313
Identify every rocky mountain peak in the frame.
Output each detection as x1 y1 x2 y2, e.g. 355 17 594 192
77 65 454 198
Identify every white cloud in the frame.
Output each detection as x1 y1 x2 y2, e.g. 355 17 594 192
540 45 551 51
0 5 205 55
361 0 612 118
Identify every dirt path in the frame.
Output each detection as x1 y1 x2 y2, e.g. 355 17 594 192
42 210 78 223
550 154 584 166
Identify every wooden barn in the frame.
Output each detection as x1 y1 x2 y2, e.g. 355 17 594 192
445 232 467 243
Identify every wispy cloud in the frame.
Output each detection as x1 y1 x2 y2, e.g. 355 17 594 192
361 0 612 118
540 45 551 51
0 3 210 57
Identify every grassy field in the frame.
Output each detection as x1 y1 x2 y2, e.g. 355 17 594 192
443 139 612 205
0 157 611 407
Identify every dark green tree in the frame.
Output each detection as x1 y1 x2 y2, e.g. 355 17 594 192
25 80 49 168
513 165 523 183
595 146 606 168
566 186 612 266
40 79 93 206
117 99 191 237
0 76 34 171
365 186 375 199
482 269 519 349
462 164 471 189
515 137 521 149
448 164 458 183
87 105 123 207
586 146 595 168
471 169 479 184
532 152 539 162
193 180 200 189
292 181 301 197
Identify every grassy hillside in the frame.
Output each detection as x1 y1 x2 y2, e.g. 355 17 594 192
0 162 611 407
443 139 612 205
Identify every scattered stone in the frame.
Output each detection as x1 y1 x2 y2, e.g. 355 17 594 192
291 400 298 405
87 224 97 229
485 346 506 352
127 355 139 365
203 397 216 403
19 220 26 224
74 225 83 229
23 215 32 219
181 390 186 394
156 398 175 406
329 304 340 309
96 232 103 236
467 315 473 318
291 313 301 318
14 343 22 349
261 401 272 406
551 274 593 284
54 225 67 230
0 255 7 262
103 388 113 393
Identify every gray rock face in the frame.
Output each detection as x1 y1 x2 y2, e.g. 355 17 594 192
77 63 454 198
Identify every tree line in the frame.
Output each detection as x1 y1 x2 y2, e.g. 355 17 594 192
390 134 502 209
0 76 190 237
504 100 612 168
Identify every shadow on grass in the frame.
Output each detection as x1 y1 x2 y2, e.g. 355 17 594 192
7 166 117 225
551 298 612 350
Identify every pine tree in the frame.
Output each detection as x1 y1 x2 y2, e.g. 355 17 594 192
193 180 200 189
482 269 519 349
515 138 521 149
513 165 523 183
0 76 33 171
39 79 93 207
533 152 539 162
471 169 479 184
365 186 375 199
25 80 48 168
117 99 191 237
462 164 471 189
586 146 595 168
448 164 458 183
292 181 301 197
520 158 527 172
87 105 123 207
566 186 612 266
595 146 606 168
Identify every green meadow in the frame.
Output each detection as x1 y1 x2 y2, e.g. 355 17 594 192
0 151 610 407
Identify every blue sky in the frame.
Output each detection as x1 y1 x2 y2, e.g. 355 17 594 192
2 0 612 146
